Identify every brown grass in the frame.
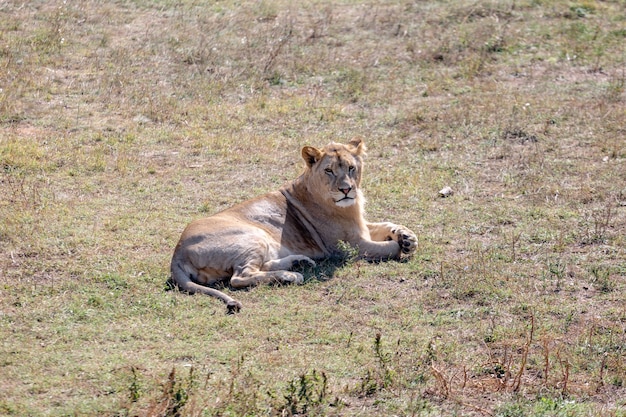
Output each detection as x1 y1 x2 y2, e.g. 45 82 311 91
1 0 625 416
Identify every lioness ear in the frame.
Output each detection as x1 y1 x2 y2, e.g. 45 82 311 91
302 146 322 167
348 137 367 156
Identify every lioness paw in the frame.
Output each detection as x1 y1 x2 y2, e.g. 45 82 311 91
281 271 305 285
292 256 316 268
226 300 243 314
393 227 418 255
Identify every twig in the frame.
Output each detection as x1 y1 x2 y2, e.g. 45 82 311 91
555 347 570 396
542 338 550 386
512 313 534 392
431 364 449 398
263 24 293 74
597 352 608 392
458 400 494 416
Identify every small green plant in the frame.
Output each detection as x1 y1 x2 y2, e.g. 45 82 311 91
570 3 595 18
356 333 395 397
495 401 526 417
281 370 329 415
605 67 625 102
128 366 142 403
580 206 614 245
335 240 359 264
335 68 367 103
541 258 566 293
147 367 195 417
589 264 615 293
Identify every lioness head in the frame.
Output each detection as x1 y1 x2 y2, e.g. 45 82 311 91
301 138 366 208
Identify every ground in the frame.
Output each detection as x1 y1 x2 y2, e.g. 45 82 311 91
1 0 625 416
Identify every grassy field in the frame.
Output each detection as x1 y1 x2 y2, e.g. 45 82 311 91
1 0 625 415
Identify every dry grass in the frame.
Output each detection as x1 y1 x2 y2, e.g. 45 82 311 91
1 0 625 416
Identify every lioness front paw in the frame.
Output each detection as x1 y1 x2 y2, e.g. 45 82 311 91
281 271 305 285
393 227 418 255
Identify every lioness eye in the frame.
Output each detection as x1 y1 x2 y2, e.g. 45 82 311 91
348 166 355 172
325 168 333 174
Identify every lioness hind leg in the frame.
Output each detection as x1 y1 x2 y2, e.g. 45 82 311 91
228 255 313 289
171 261 243 314
230 269 304 289
263 255 316 271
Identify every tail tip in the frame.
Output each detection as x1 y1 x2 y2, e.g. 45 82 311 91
226 300 243 314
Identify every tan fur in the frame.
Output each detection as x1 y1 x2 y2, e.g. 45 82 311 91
170 138 417 313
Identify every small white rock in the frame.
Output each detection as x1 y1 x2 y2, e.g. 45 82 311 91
133 114 152 124
439 186 453 198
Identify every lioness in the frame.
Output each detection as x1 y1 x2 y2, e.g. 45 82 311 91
170 138 417 313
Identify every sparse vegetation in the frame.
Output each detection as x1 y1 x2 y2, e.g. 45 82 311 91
1 0 625 416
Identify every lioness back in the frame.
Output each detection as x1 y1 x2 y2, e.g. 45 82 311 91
170 138 417 313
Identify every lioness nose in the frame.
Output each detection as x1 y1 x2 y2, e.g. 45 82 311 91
339 187 351 195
